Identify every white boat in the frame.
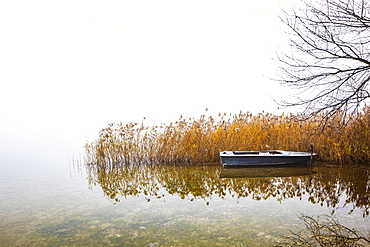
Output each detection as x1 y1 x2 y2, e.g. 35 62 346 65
220 150 316 167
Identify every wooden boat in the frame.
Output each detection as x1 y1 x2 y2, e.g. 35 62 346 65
220 150 316 167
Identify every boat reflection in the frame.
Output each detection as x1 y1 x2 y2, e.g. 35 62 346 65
85 163 370 216
220 165 315 178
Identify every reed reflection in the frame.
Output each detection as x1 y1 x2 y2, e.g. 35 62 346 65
86 164 370 216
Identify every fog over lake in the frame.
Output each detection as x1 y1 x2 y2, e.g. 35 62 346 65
2 1 369 246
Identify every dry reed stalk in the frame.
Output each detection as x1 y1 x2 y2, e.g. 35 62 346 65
85 107 370 166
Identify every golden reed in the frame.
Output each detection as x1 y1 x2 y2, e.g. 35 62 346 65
85 108 370 166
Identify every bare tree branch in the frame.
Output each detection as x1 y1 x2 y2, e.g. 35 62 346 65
277 0 370 121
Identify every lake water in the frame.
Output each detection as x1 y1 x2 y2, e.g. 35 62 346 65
1 154 370 246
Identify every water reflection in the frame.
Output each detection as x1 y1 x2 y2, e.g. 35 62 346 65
220 166 315 178
86 164 370 216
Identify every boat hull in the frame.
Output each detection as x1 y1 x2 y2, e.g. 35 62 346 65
220 150 315 167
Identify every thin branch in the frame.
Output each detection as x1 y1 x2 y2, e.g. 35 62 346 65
275 0 370 121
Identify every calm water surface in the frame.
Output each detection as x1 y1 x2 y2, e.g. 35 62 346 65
1 157 369 246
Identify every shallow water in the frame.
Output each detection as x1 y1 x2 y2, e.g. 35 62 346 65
1 159 369 246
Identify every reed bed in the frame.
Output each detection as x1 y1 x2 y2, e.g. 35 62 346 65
85 107 370 166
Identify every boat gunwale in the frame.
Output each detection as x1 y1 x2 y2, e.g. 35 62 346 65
220 150 317 157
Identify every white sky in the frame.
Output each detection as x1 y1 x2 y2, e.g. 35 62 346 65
0 0 295 156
